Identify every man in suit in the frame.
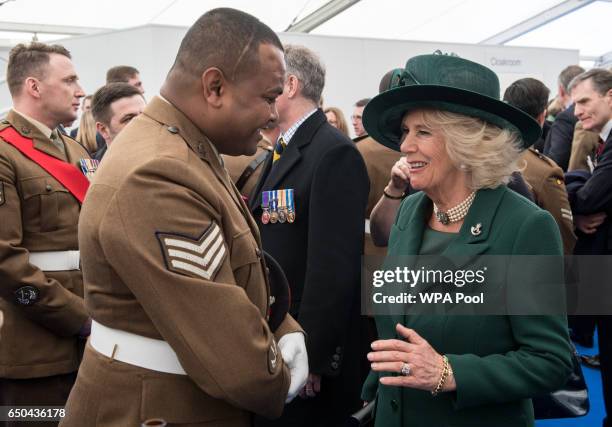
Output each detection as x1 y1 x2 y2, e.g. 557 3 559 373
0 42 90 426
90 82 146 161
352 98 370 141
567 68 612 427
250 45 369 426
503 77 576 255
544 65 585 170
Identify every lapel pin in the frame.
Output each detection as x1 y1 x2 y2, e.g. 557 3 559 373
470 223 482 236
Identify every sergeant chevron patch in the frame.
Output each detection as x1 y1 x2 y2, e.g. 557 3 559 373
156 223 227 281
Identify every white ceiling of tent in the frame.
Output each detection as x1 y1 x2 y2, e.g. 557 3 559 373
0 0 609 61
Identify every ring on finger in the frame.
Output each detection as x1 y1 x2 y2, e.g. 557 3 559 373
400 362 411 376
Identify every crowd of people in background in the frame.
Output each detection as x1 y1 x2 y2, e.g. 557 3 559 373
0 6 611 427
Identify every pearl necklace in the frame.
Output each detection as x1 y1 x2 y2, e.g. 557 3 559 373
433 192 476 225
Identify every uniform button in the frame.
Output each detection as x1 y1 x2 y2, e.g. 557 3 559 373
336 346 342 354
45 184 52 192
167 126 179 134
331 361 339 370
332 354 340 361
390 399 399 411
255 248 261 258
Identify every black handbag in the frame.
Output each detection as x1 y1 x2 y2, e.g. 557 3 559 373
533 345 590 419
347 400 376 427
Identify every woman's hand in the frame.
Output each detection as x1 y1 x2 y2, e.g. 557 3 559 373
368 324 456 392
387 157 410 195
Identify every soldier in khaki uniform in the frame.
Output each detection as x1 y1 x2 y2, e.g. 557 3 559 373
519 148 576 254
0 43 90 424
568 121 601 172
61 9 308 427
356 137 401 256
504 77 576 255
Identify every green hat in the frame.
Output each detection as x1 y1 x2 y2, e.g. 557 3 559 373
363 54 541 151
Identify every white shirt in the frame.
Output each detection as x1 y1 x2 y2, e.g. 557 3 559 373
600 119 612 143
279 109 317 145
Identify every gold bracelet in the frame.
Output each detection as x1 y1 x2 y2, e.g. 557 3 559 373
431 355 450 396
383 187 406 200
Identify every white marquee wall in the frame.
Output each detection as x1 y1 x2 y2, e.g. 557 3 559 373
1 25 578 137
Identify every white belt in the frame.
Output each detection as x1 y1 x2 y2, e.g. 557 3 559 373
29 250 80 271
89 320 187 375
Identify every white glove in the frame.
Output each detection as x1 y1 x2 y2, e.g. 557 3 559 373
277 332 309 403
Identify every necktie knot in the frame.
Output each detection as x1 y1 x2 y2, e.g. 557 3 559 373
273 137 286 163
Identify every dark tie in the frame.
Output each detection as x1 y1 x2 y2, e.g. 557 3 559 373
273 136 286 163
596 137 605 161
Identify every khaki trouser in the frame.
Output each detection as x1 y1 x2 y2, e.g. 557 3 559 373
0 372 77 427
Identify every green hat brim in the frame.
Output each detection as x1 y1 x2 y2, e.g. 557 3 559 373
363 84 541 152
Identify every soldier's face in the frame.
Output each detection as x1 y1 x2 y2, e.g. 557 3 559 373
97 94 146 145
222 43 285 156
572 79 612 133
37 53 85 127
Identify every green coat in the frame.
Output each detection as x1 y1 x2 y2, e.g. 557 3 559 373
362 186 572 427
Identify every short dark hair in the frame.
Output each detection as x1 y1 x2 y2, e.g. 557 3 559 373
170 7 283 81
106 65 140 84
92 82 143 125
6 42 71 96
379 68 403 93
503 78 550 120
568 68 612 96
558 65 584 91
355 98 370 108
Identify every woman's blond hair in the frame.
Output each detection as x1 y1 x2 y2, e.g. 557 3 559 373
75 111 98 154
417 109 523 190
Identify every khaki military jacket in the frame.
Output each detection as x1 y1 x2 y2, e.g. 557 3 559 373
0 110 89 379
568 121 600 172
62 97 299 427
355 136 402 257
520 148 576 255
222 138 273 201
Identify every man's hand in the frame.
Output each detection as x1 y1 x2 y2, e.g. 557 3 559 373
277 332 308 403
575 212 607 234
299 373 321 398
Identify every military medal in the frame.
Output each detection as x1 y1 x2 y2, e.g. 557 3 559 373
270 190 279 224
287 189 296 223
261 191 270 224
79 158 99 181
278 189 287 223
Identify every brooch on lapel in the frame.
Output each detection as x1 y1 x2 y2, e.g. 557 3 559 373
470 223 482 236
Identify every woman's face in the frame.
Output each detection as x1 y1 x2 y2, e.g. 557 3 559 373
399 110 462 194
326 111 339 128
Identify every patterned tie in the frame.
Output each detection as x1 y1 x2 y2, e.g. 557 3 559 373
595 137 605 162
273 136 286 163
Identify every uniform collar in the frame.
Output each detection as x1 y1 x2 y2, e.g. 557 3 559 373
12 109 54 139
6 109 67 160
144 96 218 163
